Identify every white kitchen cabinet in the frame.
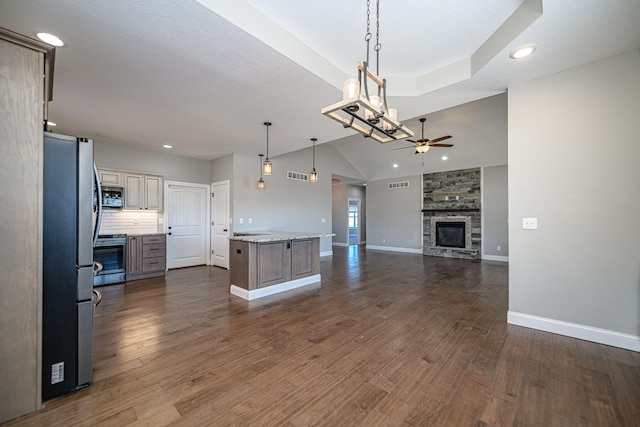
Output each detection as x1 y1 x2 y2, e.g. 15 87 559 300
98 168 123 186
124 172 163 211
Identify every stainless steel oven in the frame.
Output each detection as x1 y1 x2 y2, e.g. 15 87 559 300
93 234 126 286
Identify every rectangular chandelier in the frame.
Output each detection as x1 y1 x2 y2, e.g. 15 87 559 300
322 64 414 144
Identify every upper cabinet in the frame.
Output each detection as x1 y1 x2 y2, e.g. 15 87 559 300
98 167 163 211
123 172 163 211
99 169 123 186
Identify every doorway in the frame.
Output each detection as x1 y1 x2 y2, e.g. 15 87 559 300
348 198 361 246
211 180 230 269
164 181 210 269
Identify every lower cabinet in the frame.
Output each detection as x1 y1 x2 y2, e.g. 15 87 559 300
126 234 166 281
230 238 319 291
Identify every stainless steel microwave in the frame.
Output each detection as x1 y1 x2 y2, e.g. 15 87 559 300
101 186 123 208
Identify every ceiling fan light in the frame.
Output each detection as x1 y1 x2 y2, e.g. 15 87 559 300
416 145 429 153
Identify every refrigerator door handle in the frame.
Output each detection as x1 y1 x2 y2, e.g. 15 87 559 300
93 163 103 247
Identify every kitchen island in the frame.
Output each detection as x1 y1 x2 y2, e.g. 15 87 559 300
229 231 330 300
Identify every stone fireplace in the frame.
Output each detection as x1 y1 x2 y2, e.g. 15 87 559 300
422 168 481 259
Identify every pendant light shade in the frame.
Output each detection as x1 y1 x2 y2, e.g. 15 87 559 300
258 154 265 190
309 138 318 183
263 122 272 175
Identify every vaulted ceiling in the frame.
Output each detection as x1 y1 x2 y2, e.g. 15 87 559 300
1 0 639 179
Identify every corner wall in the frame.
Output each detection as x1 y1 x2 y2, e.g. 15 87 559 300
508 49 640 350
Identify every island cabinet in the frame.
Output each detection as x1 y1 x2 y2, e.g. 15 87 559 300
229 232 323 300
126 234 166 281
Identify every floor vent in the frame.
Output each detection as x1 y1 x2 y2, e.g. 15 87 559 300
287 171 309 182
388 181 410 189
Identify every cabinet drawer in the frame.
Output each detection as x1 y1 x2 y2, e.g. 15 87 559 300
143 235 165 244
143 243 165 258
142 256 165 273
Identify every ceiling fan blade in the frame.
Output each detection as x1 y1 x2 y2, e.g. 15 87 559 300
391 146 416 151
428 135 452 143
428 143 454 147
405 139 417 144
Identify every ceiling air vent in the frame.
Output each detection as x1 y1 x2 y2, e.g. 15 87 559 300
388 181 410 189
287 171 309 182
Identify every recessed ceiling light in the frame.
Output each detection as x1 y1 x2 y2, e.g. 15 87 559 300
510 44 537 59
37 32 64 47
46 121 56 127
441 155 448 160
163 144 173 149
392 163 398 168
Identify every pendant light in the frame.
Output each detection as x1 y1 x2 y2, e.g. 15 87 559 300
263 122 272 175
309 138 318 183
321 0 413 143
258 154 265 190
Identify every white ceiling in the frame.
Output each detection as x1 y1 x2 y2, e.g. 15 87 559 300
1 0 639 180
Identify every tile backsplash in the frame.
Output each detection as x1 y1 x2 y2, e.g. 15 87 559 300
99 210 160 235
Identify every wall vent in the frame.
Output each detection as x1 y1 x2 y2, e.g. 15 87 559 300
388 181 410 189
287 171 309 182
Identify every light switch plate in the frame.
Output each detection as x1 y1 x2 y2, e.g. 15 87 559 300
523 217 538 229
321 218 326 223
248 218 252 224
239 218 244 224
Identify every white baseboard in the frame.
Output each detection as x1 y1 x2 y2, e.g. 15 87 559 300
320 250 333 257
482 255 509 262
507 311 640 352
365 245 423 254
332 242 348 247
230 274 321 301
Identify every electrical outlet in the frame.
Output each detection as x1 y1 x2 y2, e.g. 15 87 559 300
382 239 386 243
239 218 244 224
497 245 501 251
248 218 252 224
522 217 538 229
321 218 326 223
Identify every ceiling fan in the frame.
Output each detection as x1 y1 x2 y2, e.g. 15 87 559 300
392 118 453 154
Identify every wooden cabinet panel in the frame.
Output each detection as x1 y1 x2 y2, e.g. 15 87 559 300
291 238 319 279
145 175 163 210
126 234 166 281
124 173 143 210
123 173 163 211
257 241 291 288
126 236 142 275
0 34 46 423
98 169 122 186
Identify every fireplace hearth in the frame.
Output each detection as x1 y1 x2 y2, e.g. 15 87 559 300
436 222 465 248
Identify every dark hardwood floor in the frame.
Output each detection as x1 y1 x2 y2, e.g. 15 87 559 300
6 246 640 426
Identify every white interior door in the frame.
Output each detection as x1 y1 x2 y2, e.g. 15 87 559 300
165 182 209 269
211 180 230 269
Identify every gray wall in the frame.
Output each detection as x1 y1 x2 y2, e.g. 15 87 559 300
95 141 211 184
482 165 508 257
211 154 233 183
231 144 364 254
366 175 423 250
331 184 347 243
508 49 640 337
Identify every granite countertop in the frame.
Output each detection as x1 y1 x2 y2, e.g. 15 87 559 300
229 231 334 242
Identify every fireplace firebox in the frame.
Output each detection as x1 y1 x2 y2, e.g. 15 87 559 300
436 222 466 248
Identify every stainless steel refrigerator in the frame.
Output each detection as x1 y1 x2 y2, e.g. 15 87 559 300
42 132 99 401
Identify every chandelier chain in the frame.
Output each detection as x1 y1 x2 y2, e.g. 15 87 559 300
365 0 371 65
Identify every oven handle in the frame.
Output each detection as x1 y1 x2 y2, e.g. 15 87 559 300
92 289 102 307
93 261 104 275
